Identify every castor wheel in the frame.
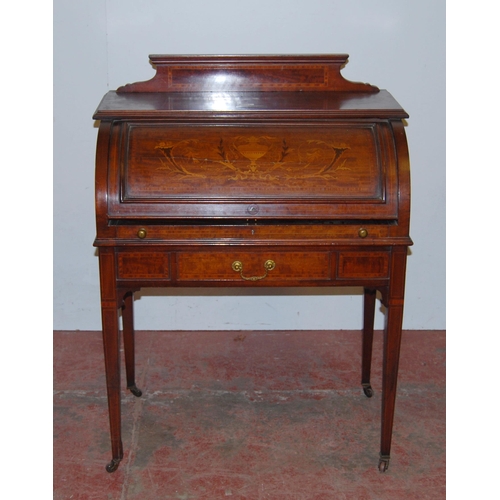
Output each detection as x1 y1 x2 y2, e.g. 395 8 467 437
105 458 121 473
128 384 143 397
362 384 374 398
378 455 390 472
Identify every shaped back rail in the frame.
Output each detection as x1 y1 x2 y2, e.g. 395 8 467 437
117 54 379 93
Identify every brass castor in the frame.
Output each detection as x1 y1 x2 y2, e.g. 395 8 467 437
128 384 143 397
362 384 374 398
105 458 121 473
378 455 390 472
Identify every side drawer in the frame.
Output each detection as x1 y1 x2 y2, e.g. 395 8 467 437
116 251 171 280
177 251 332 283
337 251 390 279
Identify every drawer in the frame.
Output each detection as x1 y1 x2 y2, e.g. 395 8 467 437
114 223 394 243
117 251 170 279
337 251 390 279
176 251 332 283
115 249 390 282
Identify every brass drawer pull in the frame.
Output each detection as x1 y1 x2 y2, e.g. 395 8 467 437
232 259 275 281
358 228 368 238
137 228 147 239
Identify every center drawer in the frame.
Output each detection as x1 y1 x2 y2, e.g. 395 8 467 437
176 251 332 283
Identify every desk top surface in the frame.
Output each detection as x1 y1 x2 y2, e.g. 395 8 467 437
93 90 408 121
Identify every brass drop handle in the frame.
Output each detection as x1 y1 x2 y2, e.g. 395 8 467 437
232 259 276 281
358 228 368 238
137 228 147 239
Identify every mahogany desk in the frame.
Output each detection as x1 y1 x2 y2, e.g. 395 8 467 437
93 54 411 473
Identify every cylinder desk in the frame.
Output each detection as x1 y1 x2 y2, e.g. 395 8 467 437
93 54 411 473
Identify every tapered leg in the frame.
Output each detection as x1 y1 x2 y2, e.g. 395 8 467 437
362 288 377 397
99 249 123 473
122 291 142 397
378 247 408 472
379 303 404 472
101 307 123 472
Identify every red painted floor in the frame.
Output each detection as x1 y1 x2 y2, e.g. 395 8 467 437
54 330 445 499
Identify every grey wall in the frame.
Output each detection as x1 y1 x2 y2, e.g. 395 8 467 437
53 0 445 331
